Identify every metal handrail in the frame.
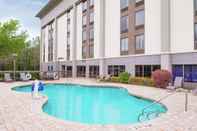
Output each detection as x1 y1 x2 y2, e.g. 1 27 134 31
138 92 176 122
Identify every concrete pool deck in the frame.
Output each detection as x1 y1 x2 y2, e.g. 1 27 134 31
0 78 197 131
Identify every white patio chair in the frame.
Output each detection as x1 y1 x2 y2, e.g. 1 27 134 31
4 73 12 82
167 77 183 91
20 73 31 81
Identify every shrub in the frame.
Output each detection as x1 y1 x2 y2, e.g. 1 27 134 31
119 72 130 83
152 69 172 88
143 78 155 87
31 72 40 80
128 77 155 87
111 76 120 83
128 77 143 85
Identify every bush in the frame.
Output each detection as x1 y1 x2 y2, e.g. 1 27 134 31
111 76 120 83
31 72 40 80
128 77 155 87
152 69 172 88
119 72 130 83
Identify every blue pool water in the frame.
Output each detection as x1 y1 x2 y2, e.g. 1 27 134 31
13 84 166 124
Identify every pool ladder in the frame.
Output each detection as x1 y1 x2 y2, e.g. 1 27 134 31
138 92 175 122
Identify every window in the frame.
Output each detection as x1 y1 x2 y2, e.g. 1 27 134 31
195 24 197 41
89 66 99 78
108 65 125 77
82 1 87 12
194 24 197 49
136 0 143 3
90 0 94 7
120 38 128 54
82 45 86 59
77 66 86 77
135 0 144 6
67 49 70 61
194 0 197 12
135 65 160 77
89 27 94 40
135 65 143 77
152 65 161 72
67 14 71 61
135 34 144 50
120 0 129 10
67 36 70 45
144 65 152 77
89 44 94 58
173 65 197 83
67 18 70 32
121 15 129 33
82 29 87 42
184 65 197 82
90 12 94 23
66 66 72 77
135 10 145 26
172 65 183 81
82 15 87 26
48 65 54 72
42 29 45 62
48 23 54 62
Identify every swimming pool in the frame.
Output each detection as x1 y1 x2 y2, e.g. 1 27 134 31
13 84 167 125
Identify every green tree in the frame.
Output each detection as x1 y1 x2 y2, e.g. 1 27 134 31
0 19 28 58
17 36 40 71
0 19 41 71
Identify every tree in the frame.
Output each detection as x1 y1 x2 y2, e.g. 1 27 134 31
17 36 40 71
0 19 28 59
0 19 40 71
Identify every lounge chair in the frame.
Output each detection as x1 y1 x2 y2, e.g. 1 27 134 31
46 72 58 80
20 73 32 81
4 73 12 82
167 77 183 91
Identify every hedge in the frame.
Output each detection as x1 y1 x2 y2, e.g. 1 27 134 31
128 77 155 87
111 76 120 83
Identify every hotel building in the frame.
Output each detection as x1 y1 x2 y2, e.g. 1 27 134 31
37 0 197 85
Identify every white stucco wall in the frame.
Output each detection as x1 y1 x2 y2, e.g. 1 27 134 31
145 0 162 55
76 4 83 60
170 0 194 53
52 22 56 62
57 13 67 60
105 0 120 58
94 0 101 59
40 0 77 27
70 9 74 61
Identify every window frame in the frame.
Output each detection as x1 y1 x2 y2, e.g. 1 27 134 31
120 37 129 55
135 9 145 27
121 15 129 33
135 34 145 50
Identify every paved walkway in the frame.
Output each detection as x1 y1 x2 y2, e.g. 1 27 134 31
0 78 197 131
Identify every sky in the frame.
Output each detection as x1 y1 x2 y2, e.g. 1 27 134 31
0 0 49 39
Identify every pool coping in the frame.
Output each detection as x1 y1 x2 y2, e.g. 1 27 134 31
1 78 197 130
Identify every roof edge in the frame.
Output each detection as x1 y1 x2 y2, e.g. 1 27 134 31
36 0 63 19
